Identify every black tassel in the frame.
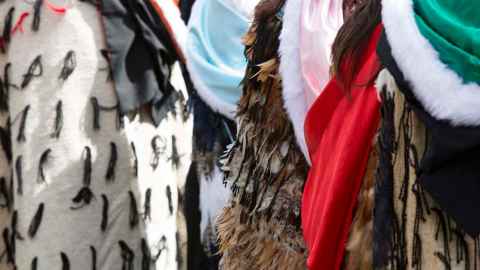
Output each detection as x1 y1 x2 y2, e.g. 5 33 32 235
90 97 100 131
82 146 92 186
58 50 76 81
21 55 43 89
1 8 14 53
71 147 94 209
434 251 452 270
12 210 23 240
454 230 470 269
17 105 30 142
119 240 134 270
0 177 10 209
8 175 13 213
28 203 44 238
71 187 94 210
143 188 151 221
61 252 70 270
128 191 139 229
100 194 108 232
150 136 166 170
2 228 13 264
433 207 451 267
90 246 97 270
15 156 22 195
166 186 173 216
51 100 63 138
131 142 138 177
31 257 38 270
0 125 12 162
141 238 151 270
3 63 17 92
167 135 181 169
37 149 51 183
105 142 117 182
0 72 7 112
32 0 43 32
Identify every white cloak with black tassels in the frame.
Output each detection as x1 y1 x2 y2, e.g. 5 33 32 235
0 0 192 269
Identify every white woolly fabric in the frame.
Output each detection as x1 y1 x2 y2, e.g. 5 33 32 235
0 1 192 269
382 0 480 126
279 0 310 163
199 165 230 243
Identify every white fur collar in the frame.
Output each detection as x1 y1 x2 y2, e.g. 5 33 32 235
382 0 480 126
279 0 311 164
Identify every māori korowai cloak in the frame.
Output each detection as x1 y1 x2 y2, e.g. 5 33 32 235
216 0 309 269
372 0 480 268
0 0 192 269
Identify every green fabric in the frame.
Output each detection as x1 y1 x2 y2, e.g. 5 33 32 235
413 0 480 83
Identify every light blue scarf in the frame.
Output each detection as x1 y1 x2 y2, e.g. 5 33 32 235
185 0 254 119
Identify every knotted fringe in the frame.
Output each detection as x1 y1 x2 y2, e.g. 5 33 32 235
373 70 476 270
217 0 308 268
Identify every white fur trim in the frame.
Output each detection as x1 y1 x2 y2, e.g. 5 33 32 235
184 52 237 119
279 0 311 164
382 0 480 126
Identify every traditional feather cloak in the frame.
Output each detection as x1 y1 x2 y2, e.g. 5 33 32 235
217 0 308 268
372 0 480 268
0 0 192 269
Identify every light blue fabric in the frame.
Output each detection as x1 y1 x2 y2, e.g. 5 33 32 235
186 0 251 119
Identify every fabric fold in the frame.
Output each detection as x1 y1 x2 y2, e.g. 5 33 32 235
185 0 257 119
100 0 180 126
302 25 382 270
382 0 480 236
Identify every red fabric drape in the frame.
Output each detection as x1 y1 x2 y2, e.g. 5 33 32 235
302 25 382 270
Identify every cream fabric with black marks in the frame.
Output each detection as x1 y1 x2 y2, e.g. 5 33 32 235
0 0 192 269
